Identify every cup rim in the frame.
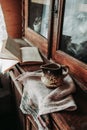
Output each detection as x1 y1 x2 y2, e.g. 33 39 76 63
40 63 61 70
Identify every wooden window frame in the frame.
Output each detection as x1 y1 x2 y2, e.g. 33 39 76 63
52 0 87 89
22 0 54 57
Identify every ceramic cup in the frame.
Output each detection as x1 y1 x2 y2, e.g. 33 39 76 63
40 63 69 88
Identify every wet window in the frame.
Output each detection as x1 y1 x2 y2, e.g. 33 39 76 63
60 0 87 64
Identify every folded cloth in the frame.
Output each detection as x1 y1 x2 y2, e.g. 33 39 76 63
17 71 77 130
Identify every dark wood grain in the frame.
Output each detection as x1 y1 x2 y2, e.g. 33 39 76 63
9 62 87 130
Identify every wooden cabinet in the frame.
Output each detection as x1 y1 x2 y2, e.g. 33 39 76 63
9 68 26 130
9 65 64 130
9 67 38 130
9 64 87 130
26 115 38 130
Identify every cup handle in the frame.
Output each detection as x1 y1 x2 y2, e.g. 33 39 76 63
61 65 69 78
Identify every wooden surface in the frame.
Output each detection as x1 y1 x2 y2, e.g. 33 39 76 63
9 63 87 130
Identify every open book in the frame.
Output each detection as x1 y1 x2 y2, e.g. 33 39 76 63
0 37 43 73
0 59 19 73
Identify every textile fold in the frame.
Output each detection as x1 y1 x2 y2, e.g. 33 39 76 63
17 71 77 130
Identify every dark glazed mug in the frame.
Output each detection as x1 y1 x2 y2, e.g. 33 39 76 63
40 63 69 88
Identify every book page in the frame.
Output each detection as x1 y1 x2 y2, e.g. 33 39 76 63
5 36 21 61
21 47 43 64
0 40 19 60
0 40 4 52
0 52 19 60
0 59 19 73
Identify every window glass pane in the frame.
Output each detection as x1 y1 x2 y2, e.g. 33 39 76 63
60 0 87 64
28 0 51 39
